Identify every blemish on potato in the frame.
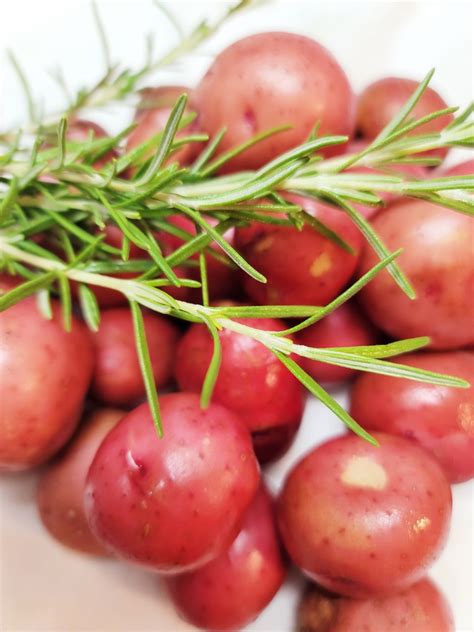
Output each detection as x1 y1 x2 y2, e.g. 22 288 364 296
254 236 274 253
413 517 431 534
310 252 332 278
341 456 388 490
457 402 474 435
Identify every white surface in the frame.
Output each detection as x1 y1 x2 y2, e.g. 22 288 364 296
1 1 473 631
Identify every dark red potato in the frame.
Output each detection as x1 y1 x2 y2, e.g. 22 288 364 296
85 393 260 573
193 32 355 172
127 85 201 166
175 317 304 463
165 486 286 631
442 159 474 176
297 578 454 632
236 195 362 306
356 78 453 161
157 214 239 301
297 303 377 383
0 298 94 470
277 432 452 598
350 351 474 483
37 408 124 555
0 273 21 293
91 308 179 407
357 199 474 349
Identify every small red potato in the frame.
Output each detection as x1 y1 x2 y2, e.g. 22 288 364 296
350 351 474 483
356 78 453 161
37 408 124 555
127 85 200 166
297 303 377 384
237 195 362 306
277 432 452 598
85 393 260 573
297 578 454 632
157 214 238 301
165 485 286 631
91 308 179 407
0 298 94 470
193 32 355 172
357 199 474 349
175 316 304 462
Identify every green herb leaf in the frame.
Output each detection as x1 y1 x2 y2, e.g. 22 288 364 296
130 300 163 436
78 284 101 331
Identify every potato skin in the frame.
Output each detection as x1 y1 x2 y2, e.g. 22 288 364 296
297 303 377 383
237 195 362 306
277 433 452 598
91 308 179 406
165 486 286 631
157 214 238 302
127 85 200 166
85 393 260 573
194 32 355 172
297 579 454 632
0 298 94 470
358 199 474 349
175 317 304 462
37 408 124 555
356 77 453 161
350 351 474 483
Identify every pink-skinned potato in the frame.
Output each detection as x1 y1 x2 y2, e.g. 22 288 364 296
175 315 304 463
277 433 452 598
297 578 454 632
91 308 180 407
358 199 474 349
127 85 201 166
84 393 260 573
165 485 286 631
0 298 94 470
237 194 362 306
193 32 355 172
297 302 378 384
350 351 474 483
37 408 125 555
356 77 453 161
441 159 474 177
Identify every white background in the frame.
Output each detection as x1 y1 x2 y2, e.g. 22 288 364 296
0 1 473 631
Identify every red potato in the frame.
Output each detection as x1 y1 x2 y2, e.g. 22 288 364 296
297 578 454 632
175 317 304 463
357 199 474 349
37 408 124 555
91 308 179 407
296 303 377 383
277 432 452 598
165 486 286 630
356 77 453 161
0 298 94 470
127 85 201 166
236 194 362 306
0 273 20 293
157 214 239 301
193 32 355 172
350 351 474 483
85 393 260 573
442 159 474 177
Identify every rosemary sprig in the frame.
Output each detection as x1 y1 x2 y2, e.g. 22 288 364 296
0 7 472 438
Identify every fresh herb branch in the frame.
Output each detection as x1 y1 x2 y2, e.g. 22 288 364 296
0 2 472 438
